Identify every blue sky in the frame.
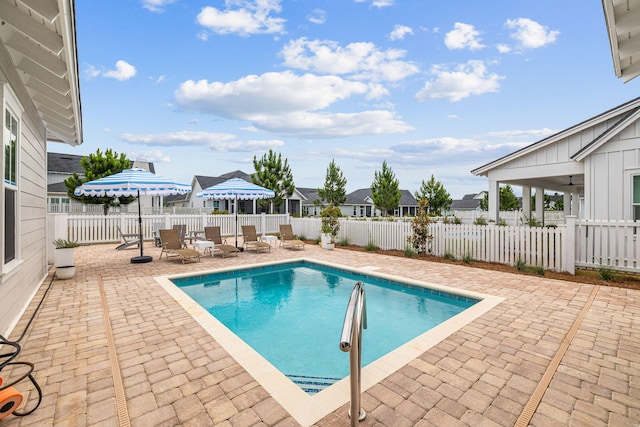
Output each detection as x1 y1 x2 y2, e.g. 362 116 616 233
51 0 638 199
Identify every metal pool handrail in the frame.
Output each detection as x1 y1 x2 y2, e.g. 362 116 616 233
339 281 367 426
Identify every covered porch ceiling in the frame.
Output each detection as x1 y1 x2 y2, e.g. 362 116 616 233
0 0 82 146
603 0 640 82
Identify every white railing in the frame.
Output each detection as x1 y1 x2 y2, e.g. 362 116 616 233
50 213 640 275
52 213 290 245
575 219 640 273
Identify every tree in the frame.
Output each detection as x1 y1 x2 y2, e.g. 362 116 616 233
415 175 452 215
64 148 134 215
407 199 432 254
252 149 295 212
371 161 401 216
318 159 347 207
479 185 520 211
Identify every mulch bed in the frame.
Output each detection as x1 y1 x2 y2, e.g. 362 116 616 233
330 244 640 291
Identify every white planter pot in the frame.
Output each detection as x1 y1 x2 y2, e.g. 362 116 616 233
320 233 333 247
55 247 75 267
323 243 335 250
56 266 76 280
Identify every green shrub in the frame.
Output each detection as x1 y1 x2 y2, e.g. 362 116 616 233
533 266 545 276
443 252 456 261
339 237 350 246
474 216 488 226
598 264 615 281
515 259 526 271
53 238 79 248
404 245 417 258
364 241 379 251
462 253 473 264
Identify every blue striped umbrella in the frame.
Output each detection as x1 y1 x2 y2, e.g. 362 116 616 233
74 168 191 263
196 178 275 247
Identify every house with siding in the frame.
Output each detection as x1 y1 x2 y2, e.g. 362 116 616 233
0 1 82 334
472 97 640 224
46 152 159 213
168 170 305 216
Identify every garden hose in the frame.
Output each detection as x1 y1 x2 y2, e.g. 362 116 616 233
0 272 56 418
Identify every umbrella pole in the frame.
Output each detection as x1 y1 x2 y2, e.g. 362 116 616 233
235 196 239 249
131 189 152 264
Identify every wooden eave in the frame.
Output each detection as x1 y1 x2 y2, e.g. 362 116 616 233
0 0 82 146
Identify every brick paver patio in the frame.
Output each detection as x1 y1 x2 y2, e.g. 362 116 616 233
2 241 638 426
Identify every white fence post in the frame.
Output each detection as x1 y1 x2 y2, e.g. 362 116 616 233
559 216 575 274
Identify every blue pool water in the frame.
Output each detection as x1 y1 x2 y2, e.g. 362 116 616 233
172 261 478 393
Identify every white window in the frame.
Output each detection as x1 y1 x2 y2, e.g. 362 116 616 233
4 104 18 265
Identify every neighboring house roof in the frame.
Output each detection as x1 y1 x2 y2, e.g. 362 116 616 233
194 171 252 192
48 152 85 175
0 0 82 145
47 182 68 194
47 152 155 177
451 193 484 210
602 0 640 83
345 188 417 206
297 188 320 206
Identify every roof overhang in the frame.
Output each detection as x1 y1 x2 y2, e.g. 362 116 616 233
603 0 640 83
0 0 82 146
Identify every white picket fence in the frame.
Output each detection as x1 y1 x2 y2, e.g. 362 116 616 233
49 213 640 275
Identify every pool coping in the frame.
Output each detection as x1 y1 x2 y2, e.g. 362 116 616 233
155 257 504 426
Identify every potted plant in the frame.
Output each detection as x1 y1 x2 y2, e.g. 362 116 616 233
320 205 341 250
53 238 79 279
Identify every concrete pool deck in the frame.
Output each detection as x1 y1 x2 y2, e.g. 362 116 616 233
2 241 639 426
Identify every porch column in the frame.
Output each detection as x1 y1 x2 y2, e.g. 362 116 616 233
571 191 580 218
535 187 544 224
563 192 572 216
522 185 531 224
488 180 499 223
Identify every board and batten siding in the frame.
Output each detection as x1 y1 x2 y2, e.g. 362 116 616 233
0 51 50 335
586 127 640 221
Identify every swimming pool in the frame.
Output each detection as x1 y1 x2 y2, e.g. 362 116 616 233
171 260 477 394
156 258 503 426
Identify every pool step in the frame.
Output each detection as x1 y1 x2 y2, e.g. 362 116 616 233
287 374 341 394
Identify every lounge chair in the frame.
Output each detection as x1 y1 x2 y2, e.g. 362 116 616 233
159 229 201 263
173 224 187 248
279 224 305 250
241 225 271 253
115 225 141 251
204 226 240 258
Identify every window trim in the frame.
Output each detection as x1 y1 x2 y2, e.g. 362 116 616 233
2 86 21 272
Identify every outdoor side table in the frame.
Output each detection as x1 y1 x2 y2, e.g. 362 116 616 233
261 235 278 248
192 240 215 257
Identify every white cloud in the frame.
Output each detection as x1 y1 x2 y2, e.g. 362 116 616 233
280 38 418 82
415 60 504 102
505 18 559 50
127 150 172 163
444 22 485 50
103 60 137 81
174 71 412 137
141 0 176 13
389 25 413 41
496 44 511 54
484 128 556 139
308 9 326 25
120 130 284 152
196 0 286 37
372 0 394 7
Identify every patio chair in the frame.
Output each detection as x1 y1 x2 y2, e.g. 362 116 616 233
159 229 201 263
152 223 163 247
173 224 187 248
241 225 271 253
115 225 141 251
204 226 240 258
279 224 305 250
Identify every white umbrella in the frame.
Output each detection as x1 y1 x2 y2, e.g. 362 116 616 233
196 178 275 248
74 168 191 263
